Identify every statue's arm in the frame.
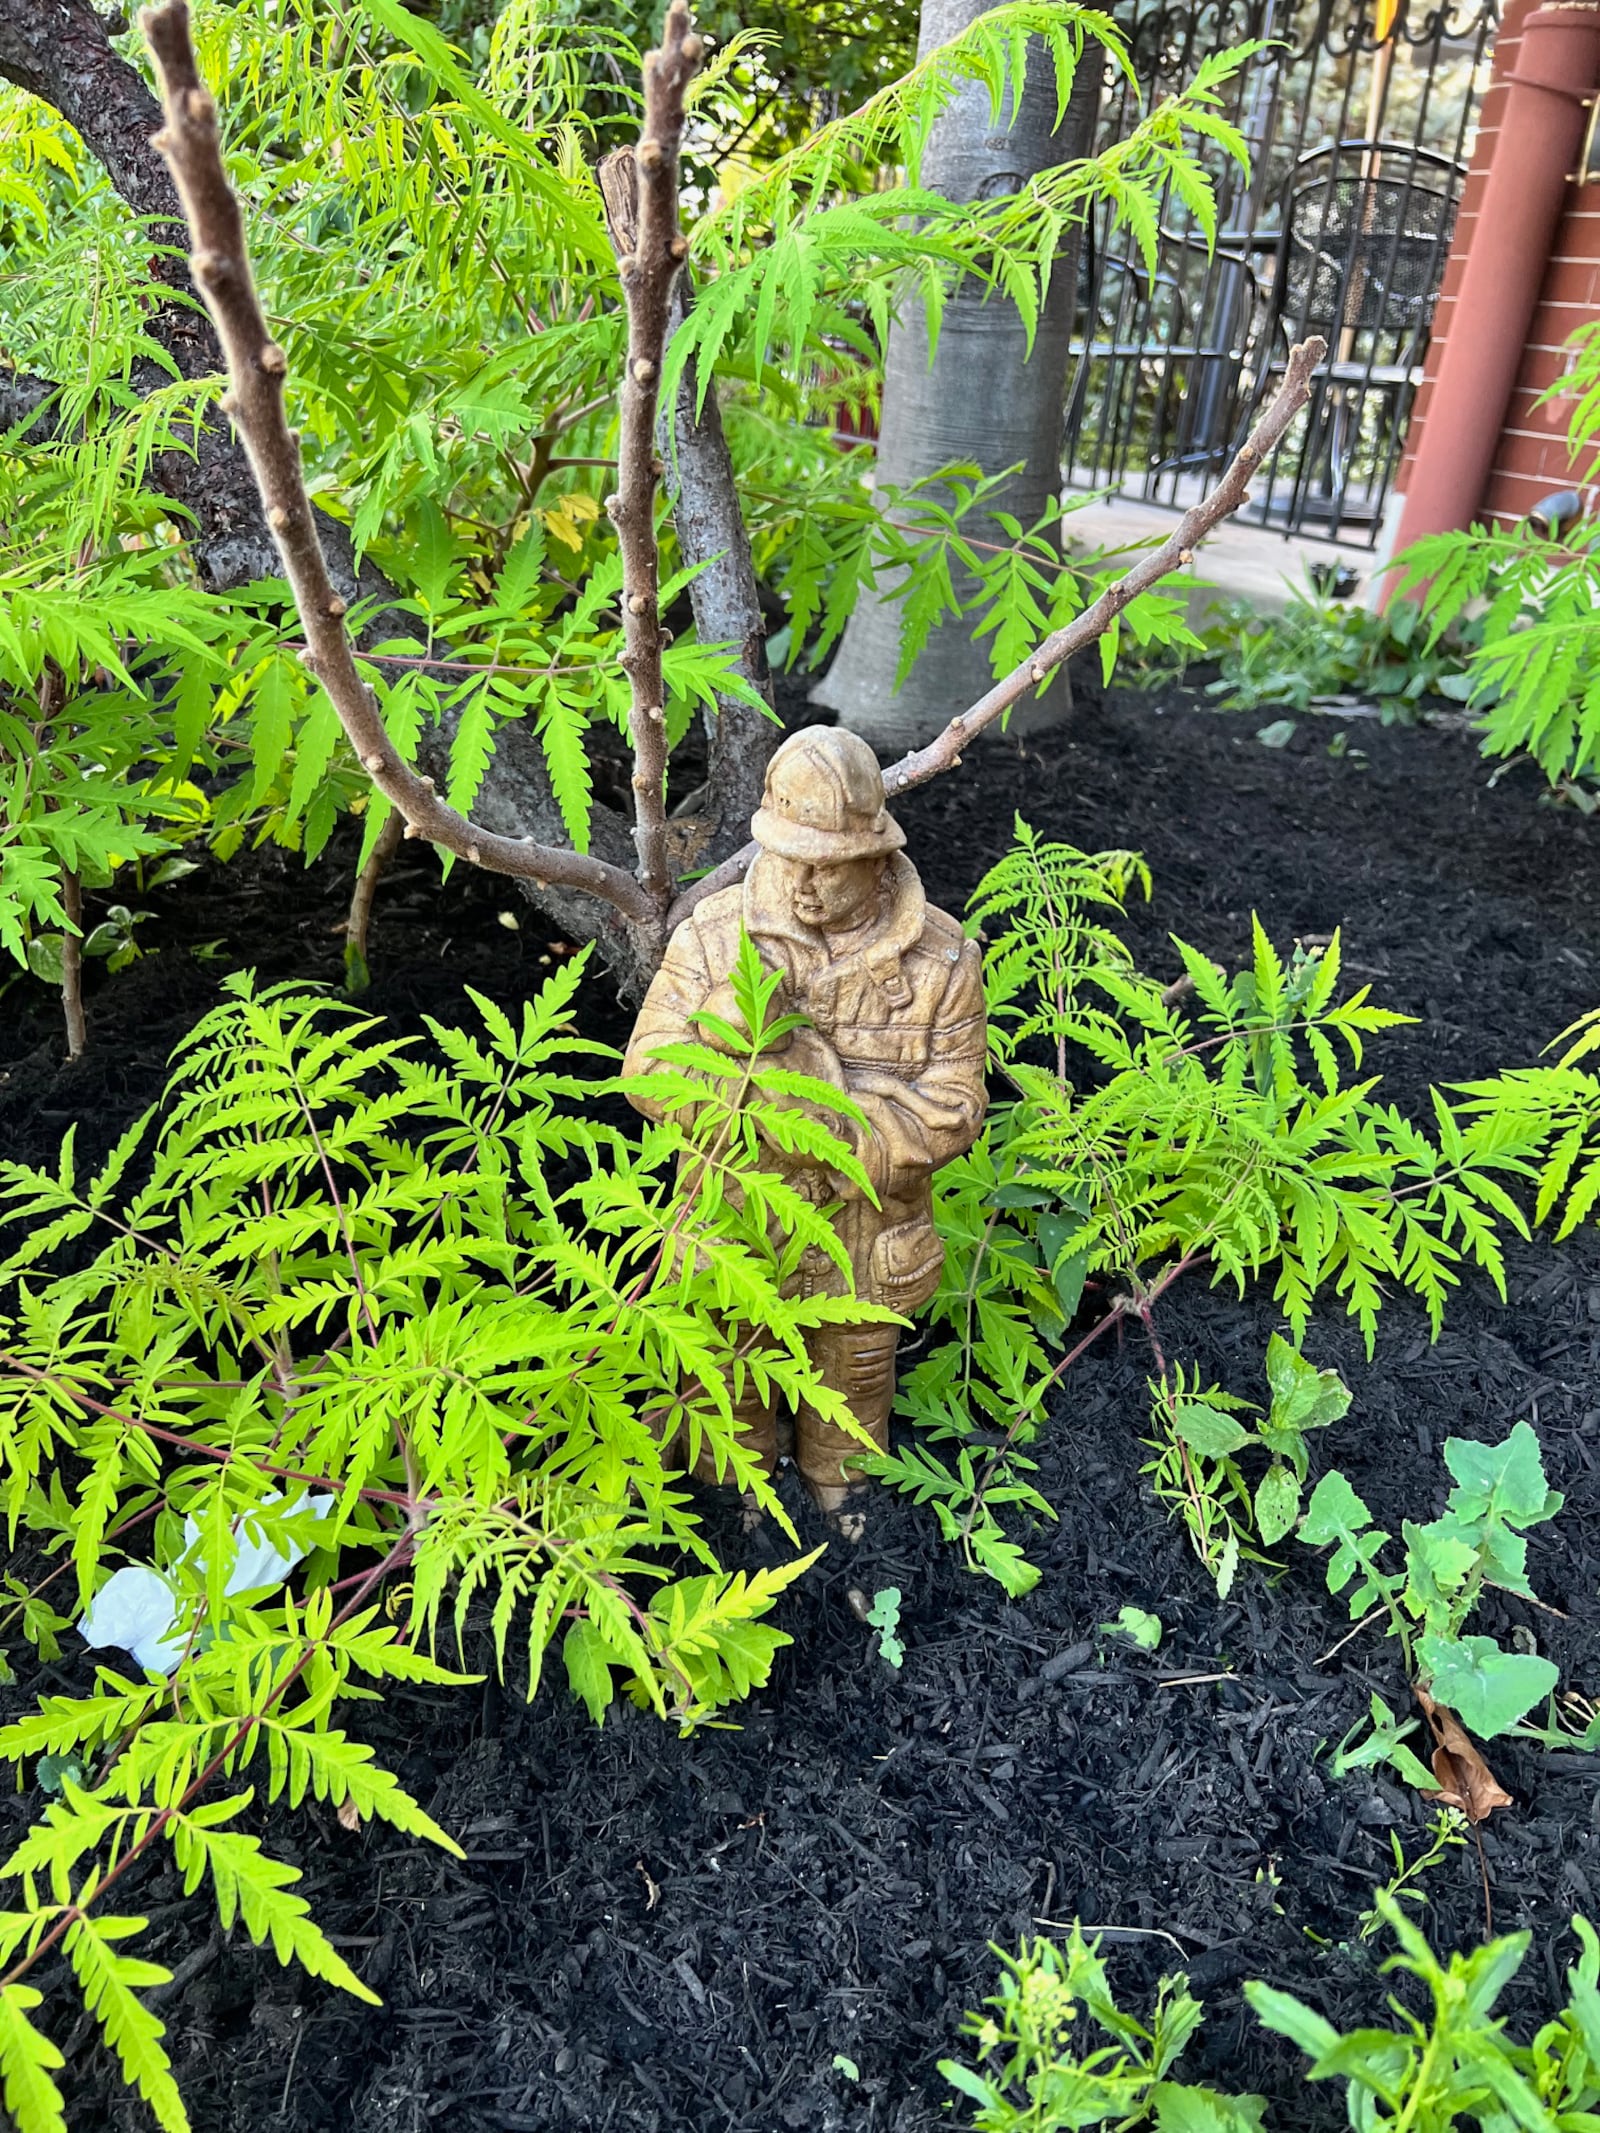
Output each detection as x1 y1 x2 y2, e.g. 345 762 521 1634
621 923 716 1118
844 943 988 1187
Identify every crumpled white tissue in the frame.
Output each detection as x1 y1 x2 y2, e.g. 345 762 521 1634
78 1565 188 1674
78 1490 334 1675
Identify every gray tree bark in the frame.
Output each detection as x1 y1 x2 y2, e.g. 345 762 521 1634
811 0 1101 752
661 283 781 856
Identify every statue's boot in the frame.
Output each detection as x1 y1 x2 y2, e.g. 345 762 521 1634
794 1322 900 1525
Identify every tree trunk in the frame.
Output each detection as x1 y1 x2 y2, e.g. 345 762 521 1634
662 280 781 859
811 0 1101 752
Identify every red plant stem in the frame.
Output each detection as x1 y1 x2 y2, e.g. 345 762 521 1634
0 1351 413 1508
957 1248 1208 1543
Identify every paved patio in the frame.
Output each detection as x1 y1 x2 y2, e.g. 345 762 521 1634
1061 490 1377 620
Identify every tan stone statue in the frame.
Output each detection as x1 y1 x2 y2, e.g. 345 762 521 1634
624 726 988 1514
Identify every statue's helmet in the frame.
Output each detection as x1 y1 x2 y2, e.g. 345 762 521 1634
750 726 907 864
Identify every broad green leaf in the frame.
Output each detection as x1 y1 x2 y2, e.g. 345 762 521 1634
1300 1469 1376 1546
1443 1421 1563 1531
1263 1335 1351 1436
938 2060 1001 2106
1099 1604 1161 1650
563 1618 619 1725
1152 2085 1268 2132
1402 1517 1481 1622
1242 1981 1341 2061
1418 1633 1559 1740
1253 1464 1301 1548
1171 1399 1253 1459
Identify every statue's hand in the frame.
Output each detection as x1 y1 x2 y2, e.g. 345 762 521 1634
691 978 801 1056
777 1023 845 1087
691 981 757 1055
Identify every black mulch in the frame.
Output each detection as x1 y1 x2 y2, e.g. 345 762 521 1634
4 682 1600 2132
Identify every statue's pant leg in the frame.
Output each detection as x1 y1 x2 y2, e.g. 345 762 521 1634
793 1321 900 1499
685 1354 779 1486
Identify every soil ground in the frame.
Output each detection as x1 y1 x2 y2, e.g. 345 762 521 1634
4 682 1600 2132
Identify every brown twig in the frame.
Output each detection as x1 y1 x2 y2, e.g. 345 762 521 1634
668 339 1328 929
596 4 702 926
60 866 86 1061
344 804 402 995
139 0 656 931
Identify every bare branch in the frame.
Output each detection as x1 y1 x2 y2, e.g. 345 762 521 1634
666 339 1329 930
601 141 779 860
344 805 404 995
598 3 703 915
139 0 657 930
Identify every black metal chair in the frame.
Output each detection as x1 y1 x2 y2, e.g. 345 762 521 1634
1247 138 1466 526
1064 219 1269 488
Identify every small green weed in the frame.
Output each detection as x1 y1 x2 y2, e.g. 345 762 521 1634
1305 1421 1564 1784
946 1902 1600 2131
1144 1336 1351 1598
940 1924 1264 2131
865 1587 905 1669
1207 586 1477 717
1357 1810 1468 1941
1099 1605 1162 1652
1250 1894 1600 2128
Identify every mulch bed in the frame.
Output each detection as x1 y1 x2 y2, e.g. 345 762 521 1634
4 681 1600 2132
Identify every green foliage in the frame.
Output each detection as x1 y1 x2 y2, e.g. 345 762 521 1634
1249 1893 1600 2131
1207 586 1477 718
1304 1421 1565 1780
875 823 1600 1598
865 1585 904 1668
0 942 883 2123
418 0 922 171
1003 917 1522 1355
1387 316 1600 793
1143 1335 1352 1598
0 0 1253 926
754 464 1206 702
949 1906 1600 2133
0 560 245 1033
967 819 1152 1070
941 1925 1266 2131
1099 1604 1162 1651
1356 1810 1469 1942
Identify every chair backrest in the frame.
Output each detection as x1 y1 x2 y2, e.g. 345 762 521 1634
1280 144 1460 350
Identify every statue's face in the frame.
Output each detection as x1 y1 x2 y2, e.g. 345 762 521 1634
784 854 885 932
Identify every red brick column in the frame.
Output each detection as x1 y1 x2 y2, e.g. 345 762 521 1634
1382 0 1600 584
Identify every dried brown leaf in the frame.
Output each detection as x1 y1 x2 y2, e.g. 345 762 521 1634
1415 1686 1513 1823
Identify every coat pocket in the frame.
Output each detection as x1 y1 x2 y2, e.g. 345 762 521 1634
868 1219 946 1312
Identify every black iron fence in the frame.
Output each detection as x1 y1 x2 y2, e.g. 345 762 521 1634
1064 0 1499 545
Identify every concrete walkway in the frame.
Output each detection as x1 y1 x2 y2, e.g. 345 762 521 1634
1060 491 1376 621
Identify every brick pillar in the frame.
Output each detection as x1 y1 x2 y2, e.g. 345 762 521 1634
1379 0 1600 591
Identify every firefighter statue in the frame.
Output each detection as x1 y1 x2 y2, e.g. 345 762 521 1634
623 726 988 1517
